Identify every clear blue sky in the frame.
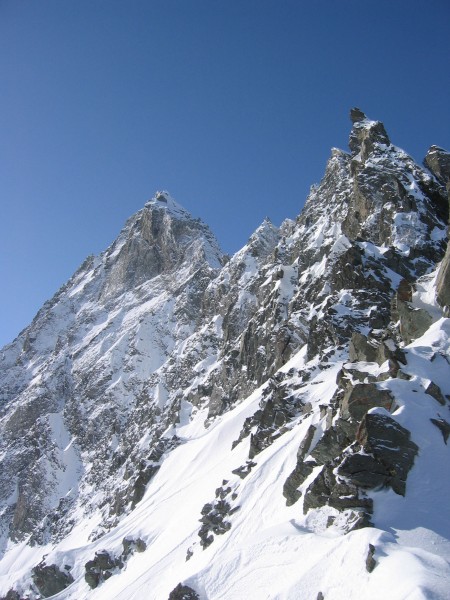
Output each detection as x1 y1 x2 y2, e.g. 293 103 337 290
1 0 449 348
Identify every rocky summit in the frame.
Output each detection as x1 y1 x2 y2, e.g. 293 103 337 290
0 111 449 600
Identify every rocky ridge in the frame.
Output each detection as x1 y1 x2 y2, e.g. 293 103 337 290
0 111 449 599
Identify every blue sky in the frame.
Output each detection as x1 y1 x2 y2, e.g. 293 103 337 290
1 0 449 347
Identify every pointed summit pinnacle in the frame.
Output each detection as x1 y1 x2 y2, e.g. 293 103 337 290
155 190 169 203
144 190 192 221
348 108 390 158
350 107 367 123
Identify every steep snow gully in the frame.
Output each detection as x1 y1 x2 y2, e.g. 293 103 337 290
1 111 450 599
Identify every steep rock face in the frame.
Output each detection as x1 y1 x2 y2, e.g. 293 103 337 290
437 247 450 314
0 112 449 600
430 147 450 313
0 192 225 546
228 109 449 532
424 145 450 187
100 192 223 301
181 217 283 416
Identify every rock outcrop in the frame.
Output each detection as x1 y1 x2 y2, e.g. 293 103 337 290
31 564 74 598
168 584 200 600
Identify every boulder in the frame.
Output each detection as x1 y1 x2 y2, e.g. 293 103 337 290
303 464 373 516
31 563 74 597
338 412 418 496
297 424 317 461
366 544 376 573
395 299 433 344
338 453 390 489
122 536 147 559
341 383 393 422
349 332 379 363
310 425 353 465
430 418 450 444
425 381 446 406
168 583 200 599
85 550 122 589
283 460 316 506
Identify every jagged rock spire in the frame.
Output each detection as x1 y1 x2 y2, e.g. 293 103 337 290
424 145 450 187
349 107 367 123
348 108 390 158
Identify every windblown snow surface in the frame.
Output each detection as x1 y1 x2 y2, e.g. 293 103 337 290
1 269 449 599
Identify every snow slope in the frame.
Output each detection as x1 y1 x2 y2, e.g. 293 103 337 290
3 297 448 599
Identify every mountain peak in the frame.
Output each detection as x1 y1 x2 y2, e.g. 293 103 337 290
97 190 223 299
348 108 390 158
144 190 192 220
349 107 367 123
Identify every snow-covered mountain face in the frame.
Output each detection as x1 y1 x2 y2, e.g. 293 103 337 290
1 112 449 600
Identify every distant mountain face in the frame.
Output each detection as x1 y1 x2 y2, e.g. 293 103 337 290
1 112 450 600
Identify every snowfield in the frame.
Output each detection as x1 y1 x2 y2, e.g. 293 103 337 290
2 308 449 598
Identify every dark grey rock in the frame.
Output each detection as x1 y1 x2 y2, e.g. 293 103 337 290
345 510 372 531
93 550 116 571
85 570 100 590
122 536 147 559
31 563 74 597
437 239 450 314
366 543 376 573
85 550 122 589
233 375 306 459
283 460 316 506
338 453 390 489
348 114 390 158
425 381 446 406
349 332 379 363
424 146 450 186
430 418 450 444
394 298 433 345
283 407 356 507
1 590 22 600
168 583 200 600
341 383 393 422
350 107 367 123
297 424 317 461
303 464 373 516
231 461 256 479
131 464 160 508
198 488 239 549
340 412 419 496
310 425 353 465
